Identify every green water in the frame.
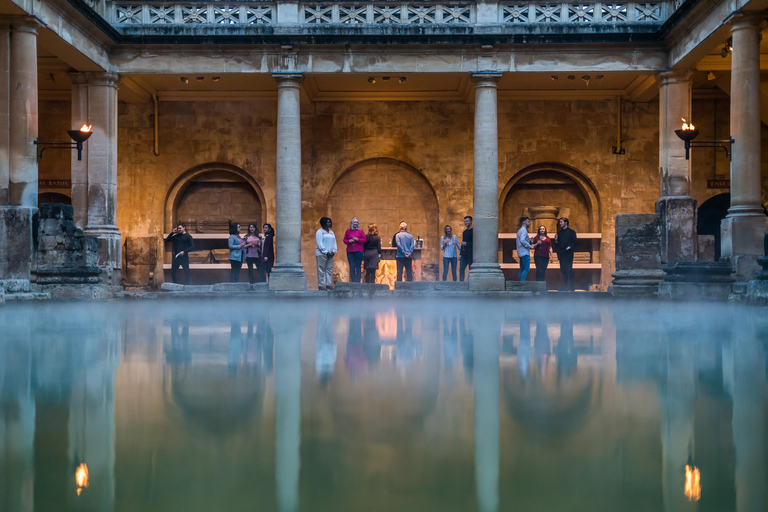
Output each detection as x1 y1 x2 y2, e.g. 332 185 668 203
0 298 766 512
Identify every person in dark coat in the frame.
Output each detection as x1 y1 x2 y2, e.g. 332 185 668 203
554 217 578 291
166 222 194 285
459 216 473 281
362 223 381 284
259 223 275 282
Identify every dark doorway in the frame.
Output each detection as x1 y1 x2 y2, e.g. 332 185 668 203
38 192 72 205
697 194 729 261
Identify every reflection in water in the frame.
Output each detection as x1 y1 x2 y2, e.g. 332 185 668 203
0 300 766 511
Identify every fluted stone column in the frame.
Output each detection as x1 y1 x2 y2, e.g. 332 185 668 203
469 73 505 291
472 318 500 512
721 13 768 261
656 70 697 264
69 72 122 286
271 308 304 512
270 73 306 291
0 18 39 280
0 23 9 205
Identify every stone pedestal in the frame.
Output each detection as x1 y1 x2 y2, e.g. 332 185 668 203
611 213 663 297
656 196 697 264
0 206 35 279
658 262 734 301
721 216 768 261
468 73 505 291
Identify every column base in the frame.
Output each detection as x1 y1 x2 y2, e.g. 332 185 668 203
84 224 123 286
468 263 505 291
0 206 36 280
655 196 697 264
268 264 307 291
720 215 768 258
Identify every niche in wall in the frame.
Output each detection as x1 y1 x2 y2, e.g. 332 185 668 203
175 171 262 233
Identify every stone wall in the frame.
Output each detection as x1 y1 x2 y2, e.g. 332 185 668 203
107 98 665 289
38 101 73 200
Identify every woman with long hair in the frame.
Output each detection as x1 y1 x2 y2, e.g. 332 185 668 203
259 223 275 282
228 222 246 282
315 217 337 290
244 222 262 284
362 223 381 284
440 224 460 281
343 217 366 282
531 225 553 282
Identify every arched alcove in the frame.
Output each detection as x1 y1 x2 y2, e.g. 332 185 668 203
327 158 439 283
500 163 600 234
38 192 72 205
165 163 266 234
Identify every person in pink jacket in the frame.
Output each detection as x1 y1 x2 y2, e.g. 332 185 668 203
343 217 367 282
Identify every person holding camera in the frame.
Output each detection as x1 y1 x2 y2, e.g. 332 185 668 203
166 223 194 285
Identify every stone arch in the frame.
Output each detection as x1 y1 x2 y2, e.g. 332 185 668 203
326 158 440 283
165 163 267 234
39 192 72 205
500 162 601 234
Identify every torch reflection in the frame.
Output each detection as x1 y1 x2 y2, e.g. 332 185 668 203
76 463 89 495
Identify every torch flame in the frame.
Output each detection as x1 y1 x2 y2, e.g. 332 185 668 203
76 463 89 495
80 124 92 133
681 118 695 131
684 465 701 501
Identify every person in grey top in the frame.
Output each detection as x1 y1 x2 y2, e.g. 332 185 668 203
395 221 415 282
516 217 534 281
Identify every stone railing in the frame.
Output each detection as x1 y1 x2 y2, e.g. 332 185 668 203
106 0 674 27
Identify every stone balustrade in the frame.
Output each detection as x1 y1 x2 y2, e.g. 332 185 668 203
105 0 674 31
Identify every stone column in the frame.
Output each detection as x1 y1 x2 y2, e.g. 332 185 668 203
472 318 500 512
8 18 37 207
270 73 306 291
721 13 768 261
0 18 39 280
469 73 505 291
69 72 122 286
0 23 9 205
271 308 304 512
656 70 697 264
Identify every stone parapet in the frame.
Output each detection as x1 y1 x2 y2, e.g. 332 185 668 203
611 213 663 297
658 261 735 302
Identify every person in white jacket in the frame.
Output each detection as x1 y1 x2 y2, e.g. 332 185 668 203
316 217 338 290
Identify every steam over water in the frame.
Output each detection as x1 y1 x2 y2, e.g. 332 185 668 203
1 298 766 512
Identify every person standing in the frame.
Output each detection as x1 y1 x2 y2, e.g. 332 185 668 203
531 225 553 282
244 223 262 284
315 217 337 291
459 216 473 281
440 225 460 281
362 223 381 284
343 217 366 283
166 222 194 285
228 222 246 283
516 217 534 281
259 223 275 283
555 217 578 291
395 222 415 282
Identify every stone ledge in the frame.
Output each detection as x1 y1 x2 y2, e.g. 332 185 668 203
505 281 547 292
658 281 733 302
212 282 251 292
4 292 52 302
331 282 391 298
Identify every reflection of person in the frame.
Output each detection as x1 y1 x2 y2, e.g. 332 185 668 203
362 315 381 364
532 225 553 282
516 217 534 281
556 316 577 378
343 217 367 283
460 216 473 281
555 217 578 291
316 311 336 384
228 222 246 283
166 223 194 285
517 317 531 380
259 223 275 282
315 217 337 291
167 317 191 364
244 223 262 284
440 225 460 281
345 316 366 378
362 223 381 284
395 222 415 282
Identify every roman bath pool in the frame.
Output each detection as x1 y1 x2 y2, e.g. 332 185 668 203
1 297 766 512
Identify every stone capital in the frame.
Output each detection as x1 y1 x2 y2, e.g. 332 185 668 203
68 71 121 88
655 69 694 87
273 73 304 87
725 11 766 31
10 16 43 34
472 72 503 87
